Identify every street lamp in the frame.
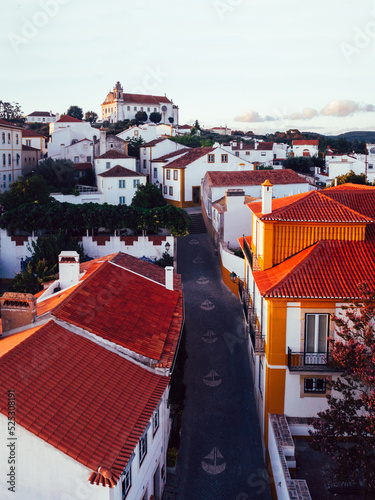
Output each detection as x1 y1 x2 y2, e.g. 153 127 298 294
165 241 171 253
230 271 238 283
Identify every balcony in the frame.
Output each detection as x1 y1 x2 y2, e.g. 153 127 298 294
249 309 265 355
287 348 342 372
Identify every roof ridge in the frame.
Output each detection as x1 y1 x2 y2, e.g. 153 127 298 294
108 260 172 291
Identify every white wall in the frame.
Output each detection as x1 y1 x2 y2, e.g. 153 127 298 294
140 139 187 178
0 230 174 279
293 144 318 158
223 195 253 248
268 416 290 500
0 414 106 500
99 175 146 205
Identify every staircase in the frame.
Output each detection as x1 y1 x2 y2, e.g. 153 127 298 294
188 213 207 234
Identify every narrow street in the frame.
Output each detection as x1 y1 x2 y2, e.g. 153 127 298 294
165 230 271 500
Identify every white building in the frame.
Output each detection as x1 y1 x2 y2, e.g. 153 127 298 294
94 149 137 182
140 138 189 182
292 139 319 157
161 146 253 208
325 153 366 182
117 123 175 143
22 129 46 154
47 115 100 165
0 118 23 192
221 141 289 167
0 252 184 500
101 81 179 125
209 126 232 135
25 110 55 124
98 165 146 205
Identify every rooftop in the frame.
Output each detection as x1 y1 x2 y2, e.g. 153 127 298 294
98 165 145 177
164 147 215 169
206 169 308 187
56 115 83 123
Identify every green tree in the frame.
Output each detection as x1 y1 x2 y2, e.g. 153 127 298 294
170 135 214 148
0 176 51 211
131 183 167 209
0 101 24 124
282 156 313 174
135 111 148 125
35 158 76 191
149 112 162 124
310 284 375 494
127 136 145 157
66 105 83 121
168 117 174 124
84 111 98 123
9 260 56 295
331 169 370 186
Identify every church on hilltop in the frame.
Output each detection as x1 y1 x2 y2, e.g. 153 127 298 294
101 81 179 125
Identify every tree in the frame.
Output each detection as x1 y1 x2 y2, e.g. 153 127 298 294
126 137 145 158
0 176 51 211
331 169 370 186
131 183 167 209
135 111 148 125
310 283 375 493
66 105 83 121
194 119 201 130
35 158 76 191
0 101 24 124
168 117 174 124
282 156 313 174
84 111 98 123
149 112 162 124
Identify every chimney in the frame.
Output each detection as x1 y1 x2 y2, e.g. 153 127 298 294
55 112 60 121
261 179 273 214
59 251 80 290
165 266 174 291
240 142 243 149
334 177 338 186
1 293 37 333
225 189 245 210
100 129 106 155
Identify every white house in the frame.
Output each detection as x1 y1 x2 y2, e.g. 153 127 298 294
117 123 175 143
0 251 184 500
101 81 179 125
47 115 100 164
140 138 189 182
292 139 319 157
221 141 289 167
161 146 253 208
94 149 137 182
201 169 313 246
0 118 23 192
25 111 55 124
209 126 232 135
325 153 366 183
21 129 46 154
98 165 146 205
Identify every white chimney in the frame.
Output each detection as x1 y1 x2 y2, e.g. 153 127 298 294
165 266 174 291
334 177 338 186
240 142 243 149
261 179 273 214
59 251 80 290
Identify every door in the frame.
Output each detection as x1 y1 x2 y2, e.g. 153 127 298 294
153 464 161 499
192 186 200 204
305 314 328 365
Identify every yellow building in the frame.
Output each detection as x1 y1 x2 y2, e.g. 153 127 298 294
238 182 375 451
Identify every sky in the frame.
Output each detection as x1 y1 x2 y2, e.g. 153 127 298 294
1 0 375 135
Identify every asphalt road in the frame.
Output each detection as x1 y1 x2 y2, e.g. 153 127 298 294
174 233 272 500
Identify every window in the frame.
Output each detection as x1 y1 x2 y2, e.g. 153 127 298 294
166 169 170 180
246 151 250 155
173 170 178 180
106 162 110 169
305 314 329 364
127 106 130 111
152 408 159 436
134 107 137 111
2 133 4 144
169 186 173 195
133 179 140 188
134 130 139 137
208 154 215 163
369 164 374 169
139 432 147 466
42 118 45 122
74 156 79 163
304 377 326 394
8 154 11 165
261 152 266 156
164 186 167 194
16 154 20 166
2 154 5 166
143 160 147 169
119 179 126 188
154 108 157 112
119 196 126 205
8 133 11 144
221 154 228 163
235 152 239 157
26 139 31 147
8 174 11 182
122 465 132 498
153 168 157 178
86 156 91 163
147 107 150 112
141 107 144 111
16 135 19 145
259 357 263 396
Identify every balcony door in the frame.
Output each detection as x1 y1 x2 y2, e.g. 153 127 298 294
305 314 328 365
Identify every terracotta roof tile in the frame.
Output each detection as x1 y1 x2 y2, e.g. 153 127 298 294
163 147 215 169
56 115 83 123
98 165 145 178
142 138 168 148
151 148 191 162
292 140 319 146
0 321 169 486
206 169 307 187
22 129 44 138
96 150 130 159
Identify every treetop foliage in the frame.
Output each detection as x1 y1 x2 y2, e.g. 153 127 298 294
66 105 83 121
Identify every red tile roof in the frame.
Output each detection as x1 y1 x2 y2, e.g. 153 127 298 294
27 111 55 117
123 93 171 105
206 169 308 187
0 118 20 129
0 321 169 487
52 259 183 367
292 140 319 146
22 144 40 152
75 162 92 171
142 138 168 148
98 165 145 178
151 148 191 162
96 150 129 159
253 239 375 299
248 190 373 223
164 147 215 169
56 115 83 123
22 129 44 138
323 184 375 219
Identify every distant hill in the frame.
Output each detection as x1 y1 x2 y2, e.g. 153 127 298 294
329 131 375 143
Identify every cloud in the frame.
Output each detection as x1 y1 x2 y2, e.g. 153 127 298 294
234 101 375 123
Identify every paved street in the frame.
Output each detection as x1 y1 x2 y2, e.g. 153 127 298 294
165 233 271 500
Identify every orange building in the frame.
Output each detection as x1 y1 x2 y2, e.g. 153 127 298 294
238 182 375 450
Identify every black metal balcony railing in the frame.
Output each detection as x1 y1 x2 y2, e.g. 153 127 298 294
249 309 265 354
287 348 342 372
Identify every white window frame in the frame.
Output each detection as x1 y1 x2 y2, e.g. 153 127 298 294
133 179 140 188
119 179 126 188
139 426 149 466
119 196 126 205
305 313 329 365
152 408 160 436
